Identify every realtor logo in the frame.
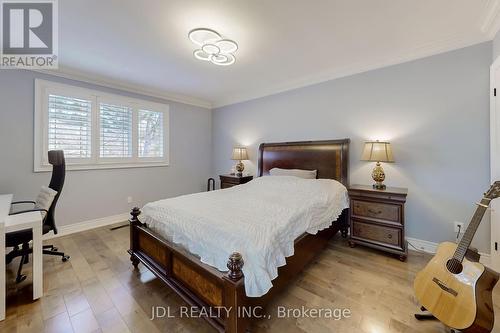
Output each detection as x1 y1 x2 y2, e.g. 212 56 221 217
1 0 58 68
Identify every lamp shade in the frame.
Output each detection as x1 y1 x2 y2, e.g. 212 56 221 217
361 141 394 162
231 147 248 160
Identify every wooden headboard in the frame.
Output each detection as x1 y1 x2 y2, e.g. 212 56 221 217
258 139 350 185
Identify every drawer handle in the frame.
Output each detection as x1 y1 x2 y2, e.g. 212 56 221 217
368 209 382 215
387 234 393 239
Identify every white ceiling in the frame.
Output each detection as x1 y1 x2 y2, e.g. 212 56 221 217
53 0 500 108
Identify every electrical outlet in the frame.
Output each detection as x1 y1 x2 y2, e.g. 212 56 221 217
127 196 133 204
454 221 464 234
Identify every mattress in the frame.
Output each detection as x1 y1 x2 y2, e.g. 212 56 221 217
141 175 349 297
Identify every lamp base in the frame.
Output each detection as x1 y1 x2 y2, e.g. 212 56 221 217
235 161 244 177
373 183 386 190
372 162 386 190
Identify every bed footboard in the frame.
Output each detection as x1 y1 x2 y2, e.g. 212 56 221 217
128 207 249 333
128 207 348 333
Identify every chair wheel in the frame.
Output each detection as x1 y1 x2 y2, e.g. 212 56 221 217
16 274 27 283
62 255 70 262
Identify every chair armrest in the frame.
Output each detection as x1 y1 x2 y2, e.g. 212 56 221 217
9 208 48 216
11 201 36 205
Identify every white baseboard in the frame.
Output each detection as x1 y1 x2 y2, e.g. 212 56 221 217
406 237 438 253
406 237 491 267
42 217 494 268
43 213 129 240
481 254 491 267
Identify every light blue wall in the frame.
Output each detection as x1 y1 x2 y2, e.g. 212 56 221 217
212 42 492 252
0 42 493 252
0 70 212 227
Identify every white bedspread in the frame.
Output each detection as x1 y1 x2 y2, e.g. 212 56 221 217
141 176 349 297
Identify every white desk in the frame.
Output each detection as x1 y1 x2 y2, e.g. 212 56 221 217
0 194 43 321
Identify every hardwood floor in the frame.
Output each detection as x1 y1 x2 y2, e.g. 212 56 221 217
1 224 499 333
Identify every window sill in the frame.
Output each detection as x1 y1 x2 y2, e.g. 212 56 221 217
34 161 170 172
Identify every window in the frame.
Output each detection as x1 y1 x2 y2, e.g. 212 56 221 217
100 102 133 158
35 79 169 171
138 109 164 158
48 94 92 158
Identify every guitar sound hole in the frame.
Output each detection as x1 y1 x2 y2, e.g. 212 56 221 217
446 259 463 274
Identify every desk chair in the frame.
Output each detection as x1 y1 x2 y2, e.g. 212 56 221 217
6 150 69 283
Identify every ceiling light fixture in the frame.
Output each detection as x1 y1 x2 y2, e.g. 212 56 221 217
188 28 238 66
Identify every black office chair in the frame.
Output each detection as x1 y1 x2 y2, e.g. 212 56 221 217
6 150 70 283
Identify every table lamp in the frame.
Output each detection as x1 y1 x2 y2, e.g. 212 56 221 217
231 147 248 176
361 141 394 189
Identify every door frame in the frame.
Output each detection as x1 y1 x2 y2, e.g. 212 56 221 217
490 55 500 271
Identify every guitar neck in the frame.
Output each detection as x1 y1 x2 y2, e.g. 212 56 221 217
453 197 491 261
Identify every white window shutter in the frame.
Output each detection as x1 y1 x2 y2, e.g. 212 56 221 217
100 103 133 158
35 79 169 171
48 94 92 158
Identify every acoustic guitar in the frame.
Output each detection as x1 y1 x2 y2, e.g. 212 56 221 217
414 182 500 333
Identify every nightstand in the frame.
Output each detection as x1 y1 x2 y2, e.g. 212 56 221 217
219 174 253 189
348 185 408 261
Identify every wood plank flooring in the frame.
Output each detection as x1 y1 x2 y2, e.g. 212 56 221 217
1 223 499 333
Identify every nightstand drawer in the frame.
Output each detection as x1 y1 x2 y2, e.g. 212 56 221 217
219 174 253 189
221 182 236 189
220 177 239 185
351 220 402 247
348 185 408 261
352 199 401 223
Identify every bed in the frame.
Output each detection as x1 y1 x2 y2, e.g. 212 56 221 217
128 139 350 333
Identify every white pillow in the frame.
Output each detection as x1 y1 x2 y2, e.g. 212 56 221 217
269 168 317 179
34 186 58 218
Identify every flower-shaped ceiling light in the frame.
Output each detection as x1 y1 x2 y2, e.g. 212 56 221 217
188 28 238 66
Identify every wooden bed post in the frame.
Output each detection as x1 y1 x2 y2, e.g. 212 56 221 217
129 207 141 268
223 252 248 333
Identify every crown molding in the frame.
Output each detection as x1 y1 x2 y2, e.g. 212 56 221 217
213 35 490 108
29 1 500 111
28 67 212 109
